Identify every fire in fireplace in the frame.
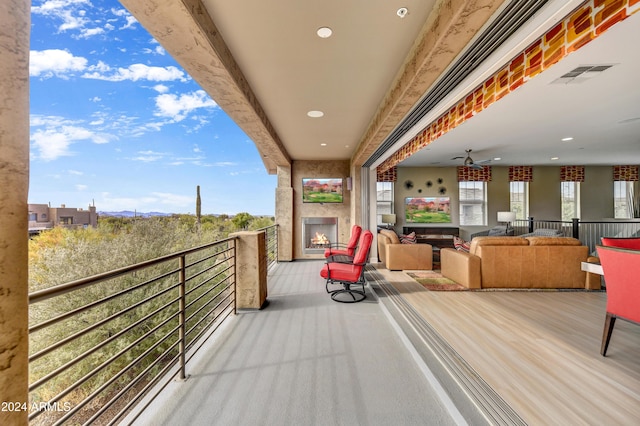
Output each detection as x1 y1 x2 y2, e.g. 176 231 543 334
302 217 338 255
311 232 330 247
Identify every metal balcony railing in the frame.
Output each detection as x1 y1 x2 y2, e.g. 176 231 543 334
261 224 279 270
28 237 239 425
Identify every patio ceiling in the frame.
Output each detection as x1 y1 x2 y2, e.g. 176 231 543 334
119 0 640 174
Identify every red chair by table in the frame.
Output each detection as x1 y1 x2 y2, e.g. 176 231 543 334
320 230 373 303
601 237 640 250
595 245 640 356
324 225 362 258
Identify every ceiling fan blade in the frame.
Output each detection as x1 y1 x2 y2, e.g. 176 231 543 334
450 156 464 160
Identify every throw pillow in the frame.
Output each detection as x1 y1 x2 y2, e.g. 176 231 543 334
400 232 417 244
453 236 470 252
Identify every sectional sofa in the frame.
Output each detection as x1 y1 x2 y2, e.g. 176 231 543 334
441 236 599 290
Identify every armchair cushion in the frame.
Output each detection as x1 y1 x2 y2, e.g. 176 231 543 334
453 236 470 252
400 232 417 244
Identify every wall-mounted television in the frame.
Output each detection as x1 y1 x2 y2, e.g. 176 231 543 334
405 197 451 223
302 178 343 203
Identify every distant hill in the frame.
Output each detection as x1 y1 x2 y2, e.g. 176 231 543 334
98 211 172 218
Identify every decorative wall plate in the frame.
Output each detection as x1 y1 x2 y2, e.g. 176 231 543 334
426 180 433 187
404 180 414 190
437 178 444 184
439 186 447 195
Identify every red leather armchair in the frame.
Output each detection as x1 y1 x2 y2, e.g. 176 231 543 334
320 230 373 303
324 224 362 258
595 245 640 356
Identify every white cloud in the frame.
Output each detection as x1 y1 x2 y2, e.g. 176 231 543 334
33 2 135 37
153 84 170 93
98 191 191 212
82 63 187 82
76 184 88 191
154 90 218 122
30 49 88 78
30 115 116 161
152 192 194 207
121 15 138 30
68 170 83 175
130 150 167 163
78 27 105 38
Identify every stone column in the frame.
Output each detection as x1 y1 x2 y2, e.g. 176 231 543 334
231 231 268 310
275 166 293 261
0 1 30 425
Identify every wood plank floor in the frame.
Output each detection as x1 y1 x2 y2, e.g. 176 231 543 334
375 266 640 425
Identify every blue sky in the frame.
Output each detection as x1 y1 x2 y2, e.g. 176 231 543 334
29 0 276 215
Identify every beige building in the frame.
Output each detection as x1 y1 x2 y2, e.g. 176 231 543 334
28 204 98 235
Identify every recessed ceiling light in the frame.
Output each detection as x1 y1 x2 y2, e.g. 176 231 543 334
316 27 332 38
561 137 574 141
493 157 502 161
397 7 408 18
307 110 324 118
551 157 559 160
320 143 327 146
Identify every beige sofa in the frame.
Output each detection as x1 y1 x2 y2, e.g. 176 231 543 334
441 236 599 289
377 229 433 271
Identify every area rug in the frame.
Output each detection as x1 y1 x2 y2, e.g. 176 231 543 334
406 271 468 291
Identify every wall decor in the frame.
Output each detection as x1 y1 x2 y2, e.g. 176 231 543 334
426 180 433 187
437 178 443 184
404 180 414 190
405 197 451 223
439 186 447 195
302 178 343 203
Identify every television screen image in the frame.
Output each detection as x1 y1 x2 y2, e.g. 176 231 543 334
405 197 451 223
302 178 343 203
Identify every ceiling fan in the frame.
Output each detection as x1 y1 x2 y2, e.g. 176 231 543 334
451 149 490 169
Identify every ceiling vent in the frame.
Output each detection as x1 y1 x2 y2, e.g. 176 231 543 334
364 0 549 168
550 64 615 84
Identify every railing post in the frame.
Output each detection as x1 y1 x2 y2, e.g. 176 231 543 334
528 216 534 233
572 218 580 239
178 255 187 380
230 231 268 310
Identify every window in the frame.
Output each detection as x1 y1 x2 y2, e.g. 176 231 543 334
376 182 394 225
60 216 73 225
459 181 487 225
560 182 580 221
509 181 529 220
29 213 37 221
614 181 634 219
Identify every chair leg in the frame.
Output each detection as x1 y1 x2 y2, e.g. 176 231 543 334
601 313 616 356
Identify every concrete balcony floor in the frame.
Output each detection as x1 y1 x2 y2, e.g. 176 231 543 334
130 260 472 425
128 259 640 425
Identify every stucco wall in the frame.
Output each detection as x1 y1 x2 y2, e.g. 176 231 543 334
292 160 351 259
392 165 624 238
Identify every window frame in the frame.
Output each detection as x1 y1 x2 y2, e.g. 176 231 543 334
560 181 581 221
376 181 394 225
459 181 487 226
509 181 529 220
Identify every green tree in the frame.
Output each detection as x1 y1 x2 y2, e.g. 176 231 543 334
231 212 252 231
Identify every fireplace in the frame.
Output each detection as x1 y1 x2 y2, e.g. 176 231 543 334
302 217 338 255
